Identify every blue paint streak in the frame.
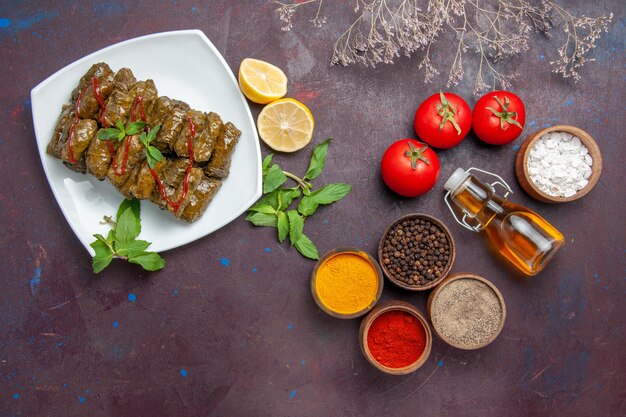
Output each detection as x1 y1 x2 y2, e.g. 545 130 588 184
287 322 293 330
289 389 296 398
323 219 329 224
172 289 179 296
10 11 59 31
539 54 545 61
57 342 62 347
29 266 41 295
78 396 86 404
220 257 230 266
437 360 444 367
112 321 119 328
544 123 552 128
63 383 68 388
0 18 10 28
264 247 271 253
180 369 188 377
12 393 19 399
128 293 137 302
513 144 521 151
300 360 305 365
564 98 573 106
23 99 31 109
251 267 257 273
528 120 537 128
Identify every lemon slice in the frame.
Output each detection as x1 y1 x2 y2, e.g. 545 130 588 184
238 58 288 104
257 98 315 152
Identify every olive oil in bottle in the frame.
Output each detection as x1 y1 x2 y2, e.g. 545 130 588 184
444 168 564 276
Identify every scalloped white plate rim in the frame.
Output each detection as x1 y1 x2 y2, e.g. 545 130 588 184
31 30 262 255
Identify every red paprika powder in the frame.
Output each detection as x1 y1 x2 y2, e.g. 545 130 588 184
366 310 426 368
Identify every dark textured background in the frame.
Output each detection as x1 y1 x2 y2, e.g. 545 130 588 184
1 1 624 416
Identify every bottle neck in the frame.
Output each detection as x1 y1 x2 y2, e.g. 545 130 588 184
451 175 505 227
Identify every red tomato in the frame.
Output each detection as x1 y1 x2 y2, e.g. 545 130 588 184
473 90 525 145
414 92 472 149
381 139 440 197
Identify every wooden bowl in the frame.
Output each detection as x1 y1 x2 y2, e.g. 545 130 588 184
515 125 602 203
378 214 456 291
311 248 384 319
426 273 506 350
359 300 432 375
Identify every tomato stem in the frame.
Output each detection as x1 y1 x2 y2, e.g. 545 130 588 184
436 91 462 135
405 141 431 170
486 95 523 130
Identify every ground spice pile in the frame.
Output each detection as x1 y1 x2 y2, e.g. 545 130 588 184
366 310 426 369
431 278 503 348
314 252 379 315
381 217 451 286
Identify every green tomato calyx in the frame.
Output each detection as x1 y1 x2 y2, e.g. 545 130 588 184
436 91 462 135
486 95 523 130
405 141 431 170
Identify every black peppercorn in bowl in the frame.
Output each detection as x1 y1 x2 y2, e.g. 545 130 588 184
378 213 456 291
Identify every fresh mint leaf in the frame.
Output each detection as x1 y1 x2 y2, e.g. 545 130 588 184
263 165 288 194
90 198 163 273
125 121 148 135
304 139 331 180
298 184 351 216
90 239 114 273
294 234 319 260
309 183 352 204
297 195 319 217
140 132 150 147
117 239 151 258
116 198 140 224
146 125 160 143
278 188 301 211
248 204 277 215
146 146 163 169
98 128 121 140
262 154 273 173
248 190 280 212
246 212 278 227
287 210 304 245
115 206 141 248
277 211 289 243
128 252 165 271
116 119 125 132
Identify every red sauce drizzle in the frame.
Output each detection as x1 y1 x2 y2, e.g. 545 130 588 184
130 96 146 123
150 116 196 213
92 77 107 126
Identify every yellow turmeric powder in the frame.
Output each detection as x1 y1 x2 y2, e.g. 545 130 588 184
314 252 379 315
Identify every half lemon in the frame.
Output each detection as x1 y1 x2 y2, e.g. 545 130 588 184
257 98 315 152
238 58 288 104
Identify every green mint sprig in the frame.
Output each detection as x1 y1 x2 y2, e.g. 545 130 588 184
97 119 148 142
139 125 164 168
246 139 351 260
90 198 165 273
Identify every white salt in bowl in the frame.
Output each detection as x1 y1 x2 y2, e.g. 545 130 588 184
515 125 602 203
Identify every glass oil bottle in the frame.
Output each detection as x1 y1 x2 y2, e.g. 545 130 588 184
444 167 564 276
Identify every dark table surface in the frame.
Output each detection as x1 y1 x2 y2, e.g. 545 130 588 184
1 1 624 416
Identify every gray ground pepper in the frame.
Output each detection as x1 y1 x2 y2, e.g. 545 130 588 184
431 278 503 347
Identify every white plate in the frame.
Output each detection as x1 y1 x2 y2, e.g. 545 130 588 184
31 30 262 254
